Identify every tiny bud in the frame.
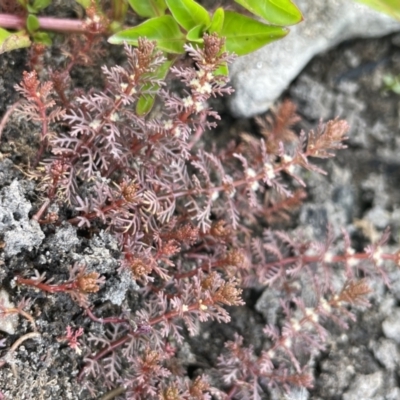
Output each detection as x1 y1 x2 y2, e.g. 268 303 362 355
77 272 102 293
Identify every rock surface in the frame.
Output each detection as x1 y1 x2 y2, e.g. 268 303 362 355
0 180 44 257
229 0 400 117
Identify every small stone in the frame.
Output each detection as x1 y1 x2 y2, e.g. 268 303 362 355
370 339 400 370
382 309 400 344
343 371 383 400
0 289 18 335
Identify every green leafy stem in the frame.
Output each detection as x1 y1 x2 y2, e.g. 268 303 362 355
0 0 303 56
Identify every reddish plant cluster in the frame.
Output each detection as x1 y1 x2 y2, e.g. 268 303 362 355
1 33 400 399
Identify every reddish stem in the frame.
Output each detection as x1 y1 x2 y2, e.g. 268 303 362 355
0 14 88 34
16 275 78 293
85 308 128 325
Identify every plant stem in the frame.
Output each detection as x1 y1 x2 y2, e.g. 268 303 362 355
0 14 89 34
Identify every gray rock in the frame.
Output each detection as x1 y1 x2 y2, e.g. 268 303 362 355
47 224 80 254
370 338 400 370
72 231 118 274
229 0 400 117
102 268 139 306
342 371 383 400
382 309 400 344
255 287 281 325
0 289 18 335
0 180 44 257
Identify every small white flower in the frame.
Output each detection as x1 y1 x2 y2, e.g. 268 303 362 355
324 252 334 263
246 168 259 191
197 69 205 78
199 300 208 311
283 337 292 349
183 96 194 108
305 307 319 323
347 247 355 255
282 155 295 174
195 101 204 112
347 257 359 267
190 78 200 88
373 247 384 266
291 318 301 332
172 126 181 137
251 181 259 191
110 113 119 122
198 82 212 95
206 72 213 81
163 119 173 130
246 168 257 178
89 119 101 130
282 155 293 164
211 191 219 201
264 163 275 180
320 298 331 313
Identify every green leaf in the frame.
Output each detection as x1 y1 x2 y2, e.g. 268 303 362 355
215 62 228 76
108 15 186 54
75 0 91 8
221 11 288 56
0 27 12 42
34 0 52 9
127 0 167 17
186 25 205 43
165 0 210 31
0 31 31 54
136 58 174 115
209 7 224 33
28 0 51 13
383 74 400 94
33 31 52 46
355 0 400 20
234 0 303 26
26 14 40 34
